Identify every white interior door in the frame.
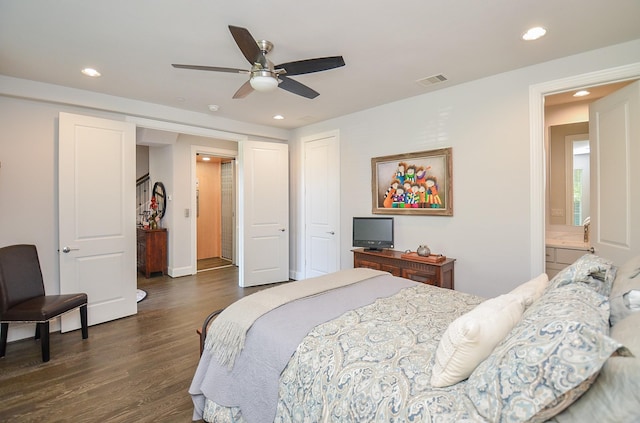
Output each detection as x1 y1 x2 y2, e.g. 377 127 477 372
304 133 340 278
58 112 137 331
589 80 640 264
238 140 289 287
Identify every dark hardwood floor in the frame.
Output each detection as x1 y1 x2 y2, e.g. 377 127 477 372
0 266 279 423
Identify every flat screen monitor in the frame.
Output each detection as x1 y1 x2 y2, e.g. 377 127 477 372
352 217 394 251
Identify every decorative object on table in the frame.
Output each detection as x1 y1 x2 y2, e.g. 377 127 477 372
371 147 453 216
149 196 159 229
401 251 447 263
417 245 431 257
143 181 166 230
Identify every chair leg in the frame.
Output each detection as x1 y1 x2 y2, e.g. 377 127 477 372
40 321 50 362
0 323 8 357
80 305 88 339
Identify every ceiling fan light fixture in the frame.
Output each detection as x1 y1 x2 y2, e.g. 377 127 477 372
250 71 278 92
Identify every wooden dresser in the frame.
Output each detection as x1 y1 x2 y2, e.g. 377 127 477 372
352 248 455 289
137 228 168 278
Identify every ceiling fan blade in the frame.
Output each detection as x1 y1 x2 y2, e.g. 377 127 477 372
228 25 264 66
232 80 254 99
276 56 345 76
278 76 319 99
172 64 248 74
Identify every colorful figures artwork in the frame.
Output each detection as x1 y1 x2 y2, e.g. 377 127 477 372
382 164 441 208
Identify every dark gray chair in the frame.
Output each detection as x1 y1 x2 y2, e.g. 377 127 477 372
0 244 88 362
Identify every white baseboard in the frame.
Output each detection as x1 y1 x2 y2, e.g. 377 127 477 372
169 266 194 278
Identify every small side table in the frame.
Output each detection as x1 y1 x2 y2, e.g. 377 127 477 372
137 228 167 278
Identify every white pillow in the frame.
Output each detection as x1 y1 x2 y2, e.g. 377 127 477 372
508 273 549 307
430 293 525 387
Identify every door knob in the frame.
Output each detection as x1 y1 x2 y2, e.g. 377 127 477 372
62 246 79 253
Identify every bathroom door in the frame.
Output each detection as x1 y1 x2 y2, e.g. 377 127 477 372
589 80 640 264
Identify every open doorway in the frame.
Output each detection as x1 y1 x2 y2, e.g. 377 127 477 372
132 120 288 285
196 153 236 272
543 80 638 277
531 70 640 275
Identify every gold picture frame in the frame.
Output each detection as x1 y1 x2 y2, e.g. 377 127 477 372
371 147 453 216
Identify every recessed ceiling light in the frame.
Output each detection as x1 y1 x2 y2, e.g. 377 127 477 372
573 90 591 97
202 156 211 161
522 27 547 41
81 68 101 77
208 104 219 112
273 115 284 120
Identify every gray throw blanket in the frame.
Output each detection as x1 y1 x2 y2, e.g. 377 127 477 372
205 267 388 369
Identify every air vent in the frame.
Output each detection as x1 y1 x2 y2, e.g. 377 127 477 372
416 74 448 87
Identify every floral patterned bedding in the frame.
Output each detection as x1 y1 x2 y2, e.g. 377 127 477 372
202 283 485 422
274 285 485 422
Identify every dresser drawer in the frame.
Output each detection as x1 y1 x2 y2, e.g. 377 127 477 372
555 248 586 265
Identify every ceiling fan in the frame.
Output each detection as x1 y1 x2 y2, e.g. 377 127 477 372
172 25 345 99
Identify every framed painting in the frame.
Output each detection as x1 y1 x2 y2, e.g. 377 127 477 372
371 147 453 216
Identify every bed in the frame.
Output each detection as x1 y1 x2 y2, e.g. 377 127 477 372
189 255 640 423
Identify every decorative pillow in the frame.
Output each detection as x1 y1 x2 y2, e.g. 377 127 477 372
430 293 525 387
547 253 616 297
609 254 640 326
508 273 549 307
551 312 640 423
466 283 623 423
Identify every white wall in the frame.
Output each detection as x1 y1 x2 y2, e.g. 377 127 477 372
292 39 640 298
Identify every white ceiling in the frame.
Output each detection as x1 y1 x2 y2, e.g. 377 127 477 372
2 1 640 130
